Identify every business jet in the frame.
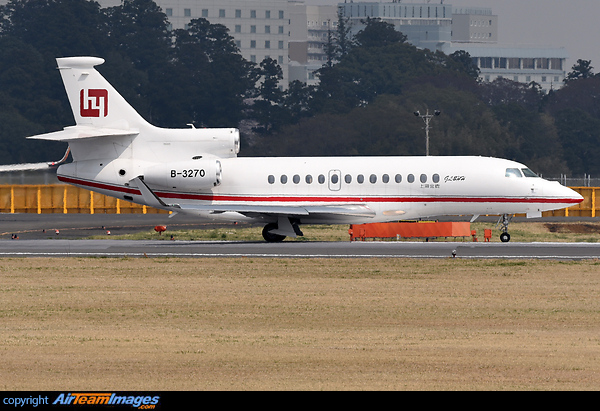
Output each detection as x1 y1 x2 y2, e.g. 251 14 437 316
24 56 582 242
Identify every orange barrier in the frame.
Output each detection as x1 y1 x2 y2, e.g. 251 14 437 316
0 184 168 214
349 221 471 241
542 187 597 217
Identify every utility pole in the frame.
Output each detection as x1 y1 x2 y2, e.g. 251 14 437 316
413 109 440 156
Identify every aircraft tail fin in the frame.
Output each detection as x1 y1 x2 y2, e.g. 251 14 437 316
55 57 148 130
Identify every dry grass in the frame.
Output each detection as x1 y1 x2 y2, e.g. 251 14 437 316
2 257 600 390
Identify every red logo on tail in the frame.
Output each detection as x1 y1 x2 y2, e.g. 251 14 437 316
80 89 108 117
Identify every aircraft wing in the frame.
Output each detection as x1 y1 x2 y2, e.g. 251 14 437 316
27 125 138 141
175 203 376 219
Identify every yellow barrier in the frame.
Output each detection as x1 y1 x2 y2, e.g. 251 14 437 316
0 184 168 214
0 184 597 217
543 187 598 218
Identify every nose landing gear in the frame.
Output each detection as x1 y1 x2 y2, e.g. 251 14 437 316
497 214 512 242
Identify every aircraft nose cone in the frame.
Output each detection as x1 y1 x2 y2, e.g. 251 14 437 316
564 186 584 204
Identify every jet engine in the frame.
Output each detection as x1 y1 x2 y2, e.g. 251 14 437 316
143 159 222 191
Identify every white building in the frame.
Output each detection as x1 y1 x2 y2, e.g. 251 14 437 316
446 6 567 91
443 44 568 92
1 0 568 91
155 0 290 86
451 6 498 44
336 2 567 92
288 3 337 85
338 1 453 51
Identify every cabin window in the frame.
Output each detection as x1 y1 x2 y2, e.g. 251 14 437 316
280 175 288 184
505 168 522 178
420 174 427 183
318 174 325 184
382 174 389 183
357 174 365 184
293 174 300 184
395 174 402 183
306 175 313 184
369 174 377 184
268 175 275 184
433 174 440 183
407 174 415 183
521 168 539 178
345 174 352 184
331 174 339 184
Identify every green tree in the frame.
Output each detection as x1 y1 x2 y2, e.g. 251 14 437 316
104 0 171 70
354 17 407 48
479 77 544 111
448 50 480 80
252 57 285 133
260 86 517 159
565 59 594 83
283 80 315 124
0 34 71 161
334 10 354 60
553 108 600 175
545 75 600 119
323 23 336 68
0 0 109 58
159 18 257 128
313 41 458 115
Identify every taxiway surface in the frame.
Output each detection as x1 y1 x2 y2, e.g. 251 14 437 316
1 213 600 259
1 239 599 260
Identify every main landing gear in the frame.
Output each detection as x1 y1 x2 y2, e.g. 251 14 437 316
262 218 304 242
262 223 286 243
497 214 512 242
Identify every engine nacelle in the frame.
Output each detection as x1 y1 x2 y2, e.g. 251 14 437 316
143 159 222 191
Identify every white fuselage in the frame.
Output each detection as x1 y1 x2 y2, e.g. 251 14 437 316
57 154 582 225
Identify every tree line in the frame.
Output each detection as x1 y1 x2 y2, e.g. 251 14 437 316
0 0 599 177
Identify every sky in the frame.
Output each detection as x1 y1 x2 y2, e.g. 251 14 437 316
304 0 600 72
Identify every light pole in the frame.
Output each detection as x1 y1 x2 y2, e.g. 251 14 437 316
413 109 440 156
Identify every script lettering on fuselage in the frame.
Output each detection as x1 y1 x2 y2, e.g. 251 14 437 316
444 175 466 183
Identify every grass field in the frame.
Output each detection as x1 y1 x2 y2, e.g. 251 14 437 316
2 257 600 390
83 222 600 242
86 221 600 243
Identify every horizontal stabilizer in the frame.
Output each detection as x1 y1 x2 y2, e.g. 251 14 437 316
27 125 138 142
0 162 54 172
0 148 71 173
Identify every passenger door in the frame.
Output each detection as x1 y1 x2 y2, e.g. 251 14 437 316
328 169 341 191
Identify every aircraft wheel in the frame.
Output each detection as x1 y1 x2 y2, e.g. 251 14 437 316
500 232 511 243
262 223 285 243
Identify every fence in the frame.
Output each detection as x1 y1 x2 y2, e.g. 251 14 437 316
542 187 598 217
0 184 597 217
547 176 600 187
0 184 167 214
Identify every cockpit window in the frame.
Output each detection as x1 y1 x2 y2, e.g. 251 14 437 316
521 168 539 178
505 168 522 178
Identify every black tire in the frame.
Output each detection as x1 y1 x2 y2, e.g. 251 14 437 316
262 223 286 243
500 232 511 243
